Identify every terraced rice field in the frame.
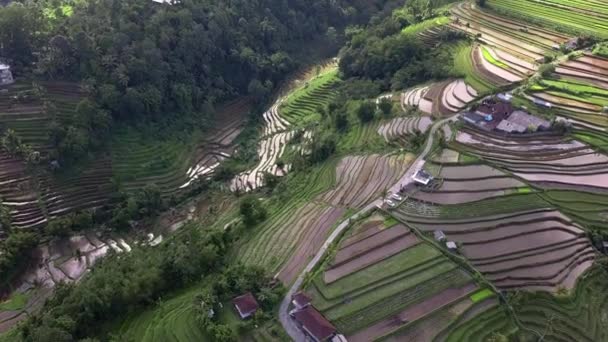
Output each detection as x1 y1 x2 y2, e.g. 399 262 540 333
117 285 208 341
401 79 478 117
237 153 413 283
231 64 339 192
377 116 432 142
526 53 608 132
451 3 569 61
487 0 608 38
111 127 196 198
307 215 480 340
321 154 413 208
400 208 595 291
279 68 339 126
1 231 134 332
411 163 527 205
0 81 83 150
454 128 608 191
182 98 252 187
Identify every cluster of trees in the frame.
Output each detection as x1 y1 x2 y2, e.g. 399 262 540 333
194 265 284 341
239 195 268 227
108 184 164 229
0 230 39 288
17 226 229 341
1 129 40 166
339 0 462 91
0 0 392 162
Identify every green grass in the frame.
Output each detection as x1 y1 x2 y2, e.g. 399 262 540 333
452 43 495 94
279 69 339 126
329 268 472 334
469 289 494 303
383 217 398 227
234 157 338 272
445 305 516 342
314 243 443 301
487 0 608 38
481 46 509 69
116 285 209 342
510 266 608 342
0 292 29 311
515 187 532 194
439 194 550 219
111 125 199 196
401 16 450 36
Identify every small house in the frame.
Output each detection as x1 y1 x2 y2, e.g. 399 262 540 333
434 230 446 242
292 292 312 310
412 169 433 186
232 292 259 319
0 63 14 86
292 306 337 342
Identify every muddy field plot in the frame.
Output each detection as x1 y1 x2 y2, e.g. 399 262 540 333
455 130 608 191
402 79 478 117
411 163 526 205
307 216 479 340
377 116 432 142
321 154 413 209
404 209 596 292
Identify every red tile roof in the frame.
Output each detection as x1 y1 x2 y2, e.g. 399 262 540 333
292 292 312 307
232 292 259 317
293 306 336 341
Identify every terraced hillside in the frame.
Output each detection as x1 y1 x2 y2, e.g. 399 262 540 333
487 0 608 38
525 53 608 133
450 3 569 87
401 79 479 117
305 213 493 341
453 128 608 192
231 64 339 192
444 266 608 342
237 153 414 284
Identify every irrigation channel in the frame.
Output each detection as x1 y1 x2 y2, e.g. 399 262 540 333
279 114 458 341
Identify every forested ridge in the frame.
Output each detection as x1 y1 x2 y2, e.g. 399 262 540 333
1 0 390 162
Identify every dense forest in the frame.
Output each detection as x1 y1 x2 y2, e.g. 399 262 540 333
0 0 392 162
339 0 464 90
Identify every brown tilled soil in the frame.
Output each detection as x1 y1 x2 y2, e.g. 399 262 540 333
340 221 384 247
412 190 505 205
348 283 477 342
324 233 419 283
332 225 409 266
277 206 345 284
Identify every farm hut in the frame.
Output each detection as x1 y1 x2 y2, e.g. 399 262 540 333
292 306 337 342
446 241 458 251
412 169 433 186
434 230 446 242
232 292 259 319
292 292 312 310
0 63 14 86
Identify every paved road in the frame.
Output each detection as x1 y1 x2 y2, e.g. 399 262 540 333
279 114 458 341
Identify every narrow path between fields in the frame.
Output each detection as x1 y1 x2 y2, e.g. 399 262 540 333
278 114 458 341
